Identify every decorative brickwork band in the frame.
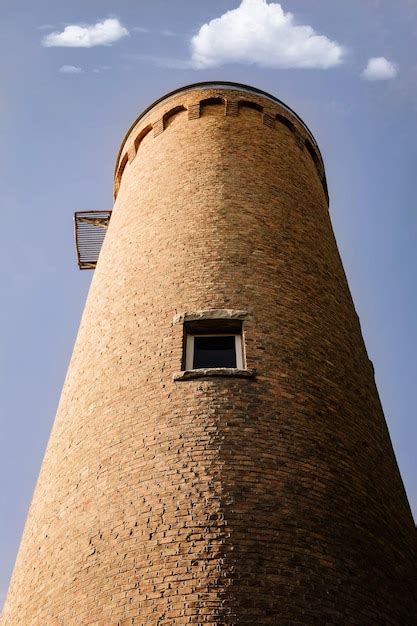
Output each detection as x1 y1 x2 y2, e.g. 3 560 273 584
187 103 200 120
114 93 329 204
225 100 239 117
152 118 164 137
262 113 275 128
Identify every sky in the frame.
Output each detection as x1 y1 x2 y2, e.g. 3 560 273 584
1 0 416 608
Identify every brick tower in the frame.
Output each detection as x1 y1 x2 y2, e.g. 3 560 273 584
2 82 416 625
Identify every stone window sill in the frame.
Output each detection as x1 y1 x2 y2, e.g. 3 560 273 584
173 368 256 381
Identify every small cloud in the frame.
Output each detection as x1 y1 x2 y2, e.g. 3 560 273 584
191 0 345 70
132 26 148 33
362 56 398 81
161 29 176 37
42 18 128 48
59 65 83 74
93 65 111 73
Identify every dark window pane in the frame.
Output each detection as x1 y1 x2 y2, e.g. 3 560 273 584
193 336 236 369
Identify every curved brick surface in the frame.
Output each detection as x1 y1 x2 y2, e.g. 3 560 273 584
2 84 416 625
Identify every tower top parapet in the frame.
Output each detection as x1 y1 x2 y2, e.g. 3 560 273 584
114 81 328 202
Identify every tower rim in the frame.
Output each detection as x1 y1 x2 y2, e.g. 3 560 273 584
114 81 325 177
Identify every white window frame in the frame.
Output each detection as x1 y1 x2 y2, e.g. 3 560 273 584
186 334 244 371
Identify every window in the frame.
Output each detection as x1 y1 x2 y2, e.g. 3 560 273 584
172 309 255 380
184 318 244 371
186 334 243 370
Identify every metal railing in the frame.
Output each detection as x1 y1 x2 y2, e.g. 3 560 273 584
74 210 111 269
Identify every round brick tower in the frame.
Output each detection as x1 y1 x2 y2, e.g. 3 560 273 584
2 82 416 625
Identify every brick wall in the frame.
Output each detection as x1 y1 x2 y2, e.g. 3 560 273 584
2 84 416 625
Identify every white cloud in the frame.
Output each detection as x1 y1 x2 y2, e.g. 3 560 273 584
42 18 128 48
362 57 398 81
93 65 111 73
191 0 344 69
59 65 82 74
132 26 148 33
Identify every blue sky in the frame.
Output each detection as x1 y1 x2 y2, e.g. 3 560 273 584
1 0 416 607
